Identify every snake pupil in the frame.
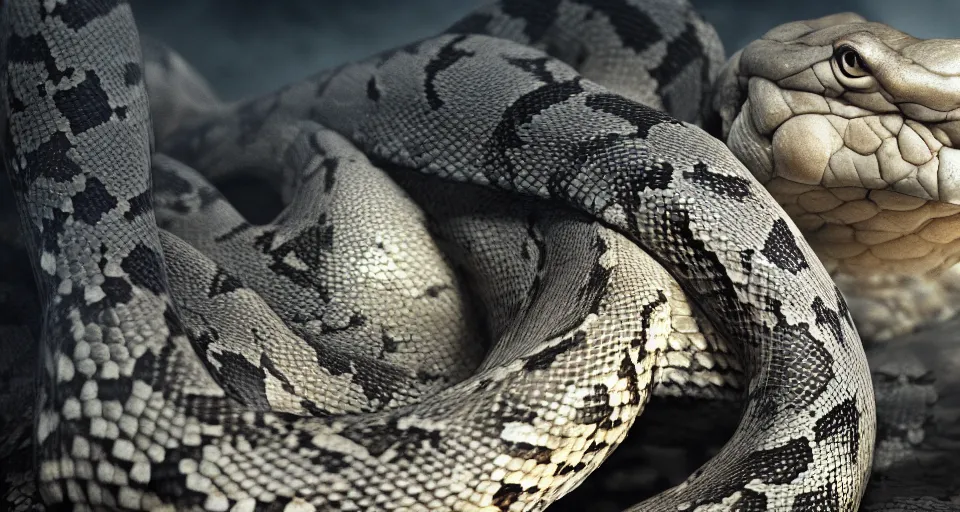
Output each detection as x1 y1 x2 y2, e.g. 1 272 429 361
835 46 868 79
844 52 857 67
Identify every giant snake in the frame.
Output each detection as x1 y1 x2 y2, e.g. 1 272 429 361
0 0 957 510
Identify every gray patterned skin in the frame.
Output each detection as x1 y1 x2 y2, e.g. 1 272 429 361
0 1 876 512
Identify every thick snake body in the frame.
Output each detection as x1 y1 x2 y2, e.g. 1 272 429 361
0 1 879 511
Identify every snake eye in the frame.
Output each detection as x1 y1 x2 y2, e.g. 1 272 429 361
834 46 870 79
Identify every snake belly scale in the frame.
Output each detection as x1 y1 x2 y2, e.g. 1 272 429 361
0 0 875 511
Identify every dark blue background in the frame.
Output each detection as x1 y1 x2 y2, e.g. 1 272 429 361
132 1 955 100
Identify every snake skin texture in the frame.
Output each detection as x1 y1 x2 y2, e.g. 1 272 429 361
710 12 960 340
0 0 903 510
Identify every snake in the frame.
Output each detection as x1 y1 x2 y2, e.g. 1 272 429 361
712 12 960 341
5 0 958 509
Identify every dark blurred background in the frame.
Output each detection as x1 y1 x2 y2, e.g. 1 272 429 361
132 0 956 100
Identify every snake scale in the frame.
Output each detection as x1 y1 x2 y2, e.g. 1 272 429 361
7 0 959 509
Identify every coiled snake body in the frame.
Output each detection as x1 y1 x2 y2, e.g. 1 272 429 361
5 0 934 510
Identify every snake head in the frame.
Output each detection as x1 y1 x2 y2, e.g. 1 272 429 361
711 14 960 276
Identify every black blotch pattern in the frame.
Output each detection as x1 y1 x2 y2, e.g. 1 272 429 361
296 324 414 407
792 485 841 511
366 76 380 102
49 0 122 30
130 341 166 394
523 331 586 372
584 382 620 428
380 332 400 354
300 399 331 417
147 446 209 508
120 244 166 295
341 417 441 458
683 162 751 200
40 209 70 253
584 92 679 138
160 306 188 346
624 157 673 197
566 133 675 210
580 0 663 54
300 445 351 474
303 133 338 192
835 286 854 329
100 276 133 306
579 234 612 309
813 398 861 463
492 483 526 510
53 70 113 135
650 22 705 116
571 131 624 170
192 325 220 355
649 206 743 339
507 442 553 464
585 438 608 453
812 296 846 346
731 488 767 511
212 351 270 410
6 33 73 84
123 62 142 86
554 461 586 476
499 0 563 41
497 397 538 425
322 158 338 192
254 222 335 299
25 131 83 184
260 353 297 396
123 189 152 221
692 437 814 507
505 56 555 83
207 267 244 297
579 383 614 425
7 82 26 114
643 207 824 428
424 34 474 110
115 106 128 122
72 177 118 225
740 248 755 276
515 215 553 331
633 290 668 350
93 374 134 405
756 299 837 411
486 79 584 173
422 284 450 298
760 219 809 274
